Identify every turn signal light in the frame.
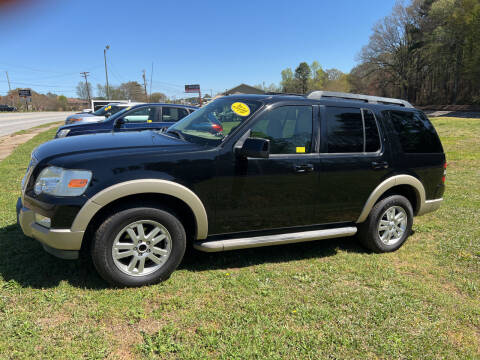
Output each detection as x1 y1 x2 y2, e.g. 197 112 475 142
68 179 88 188
442 162 447 183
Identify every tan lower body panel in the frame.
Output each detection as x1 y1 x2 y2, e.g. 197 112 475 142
19 206 84 251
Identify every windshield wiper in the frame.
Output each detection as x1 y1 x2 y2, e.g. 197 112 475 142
165 129 186 140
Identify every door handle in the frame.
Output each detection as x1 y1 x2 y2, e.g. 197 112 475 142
294 164 314 173
371 161 389 170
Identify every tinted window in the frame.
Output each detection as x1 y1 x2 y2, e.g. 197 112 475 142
162 107 189 122
325 107 363 153
363 109 381 152
388 111 443 153
123 107 155 123
251 106 313 154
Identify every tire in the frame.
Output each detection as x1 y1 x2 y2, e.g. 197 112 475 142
91 206 186 287
357 195 413 253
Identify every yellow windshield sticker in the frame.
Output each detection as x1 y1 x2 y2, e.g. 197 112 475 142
231 102 250 117
105 105 111 111
296 147 306 153
147 120 152 123
125 106 131 111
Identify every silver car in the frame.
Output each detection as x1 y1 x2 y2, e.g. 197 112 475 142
65 102 144 124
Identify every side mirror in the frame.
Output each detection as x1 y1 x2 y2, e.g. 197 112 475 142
114 118 125 128
236 137 270 159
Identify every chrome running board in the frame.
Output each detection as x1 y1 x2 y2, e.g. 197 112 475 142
194 227 357 252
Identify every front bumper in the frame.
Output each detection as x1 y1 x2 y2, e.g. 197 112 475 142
17 197 83 259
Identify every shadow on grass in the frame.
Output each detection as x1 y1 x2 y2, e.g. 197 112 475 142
0 223 367 289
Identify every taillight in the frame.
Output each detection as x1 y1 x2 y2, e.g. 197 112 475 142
212 123 223 132
442 162 447 183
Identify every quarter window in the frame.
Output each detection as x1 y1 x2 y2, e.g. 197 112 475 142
251 106 313 154
388 110 443 153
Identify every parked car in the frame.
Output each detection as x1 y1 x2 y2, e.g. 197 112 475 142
65 102 143 125
0 104 17 112
17 92 445 287
56 103 197 138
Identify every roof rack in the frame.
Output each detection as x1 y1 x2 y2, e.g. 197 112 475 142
306 91 414 108
265 91 304 96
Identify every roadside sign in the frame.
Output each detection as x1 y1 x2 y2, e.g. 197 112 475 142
18 89 31 97
185 84 200 93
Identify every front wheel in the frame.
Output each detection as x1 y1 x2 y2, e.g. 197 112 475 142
358 195 413 253
91 206 186 287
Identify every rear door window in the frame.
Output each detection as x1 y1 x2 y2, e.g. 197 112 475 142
162 107 189 122
388 110 443 153
324 107 382 153
325 107 364 153
363 109 381 152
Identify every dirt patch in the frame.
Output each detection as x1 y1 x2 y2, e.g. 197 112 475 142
0 123 60 162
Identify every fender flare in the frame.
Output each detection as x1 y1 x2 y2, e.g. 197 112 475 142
71 179 208 239
356 175 426 223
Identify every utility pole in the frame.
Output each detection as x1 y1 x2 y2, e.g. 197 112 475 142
142 69 148 102
5 71 12 106
104 45 110 100
149 62 153 101
80 71 91 104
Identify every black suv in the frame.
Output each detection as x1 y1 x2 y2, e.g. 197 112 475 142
17 92 446 287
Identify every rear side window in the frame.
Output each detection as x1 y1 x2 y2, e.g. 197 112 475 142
325 107 363 153
162 107 189 122
325 107 381 153
388 111 443 153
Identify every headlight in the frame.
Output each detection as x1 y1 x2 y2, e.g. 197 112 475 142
56 129 70 138
34 166 92 196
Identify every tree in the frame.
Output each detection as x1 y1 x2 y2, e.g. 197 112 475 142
150 92 167 102
76 81 92 100
294 62 311 94
280 68 297 93
310 61 327 90
57 95 68 110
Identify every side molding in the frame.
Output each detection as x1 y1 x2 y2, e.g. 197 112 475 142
356 175 425 223
71 179 208 239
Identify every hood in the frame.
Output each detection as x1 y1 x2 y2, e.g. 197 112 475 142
33 131 200 162
66 113 95 120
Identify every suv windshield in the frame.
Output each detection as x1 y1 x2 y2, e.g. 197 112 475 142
165 98 262 146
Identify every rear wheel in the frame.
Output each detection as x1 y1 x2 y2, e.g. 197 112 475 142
358 195 413 253
91 206 186 287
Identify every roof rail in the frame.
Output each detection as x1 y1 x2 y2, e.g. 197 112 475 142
265 91 304 96
306 91 414 108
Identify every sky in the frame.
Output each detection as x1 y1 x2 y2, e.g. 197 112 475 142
0 0 397 98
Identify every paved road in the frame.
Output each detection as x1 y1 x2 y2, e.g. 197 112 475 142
0 112 73 137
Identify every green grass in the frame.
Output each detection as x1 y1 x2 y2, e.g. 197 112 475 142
0 118 479 359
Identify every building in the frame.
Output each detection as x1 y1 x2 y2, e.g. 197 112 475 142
222 84 265 96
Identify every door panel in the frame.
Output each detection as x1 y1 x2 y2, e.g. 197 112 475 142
213 105 320 234
317 106 390 223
